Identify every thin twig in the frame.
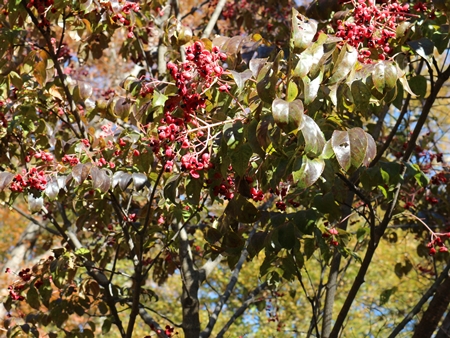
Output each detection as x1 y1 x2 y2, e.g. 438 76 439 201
199 221 259 338
216 282 268 338
388 263 450 337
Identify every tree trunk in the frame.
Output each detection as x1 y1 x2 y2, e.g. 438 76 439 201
435 307 450 338
412 275 450 338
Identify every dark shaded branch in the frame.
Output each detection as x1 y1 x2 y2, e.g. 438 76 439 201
199 222 259 338
329 61 450 338
389 263 450 337
412 272 450 338
21 0 85 139
135 304 169 338
177 220 201 338
216 282 269 338
321 190 354 338
180 0 209 21
292 251 320 338
435 303 450 338
44 211 126 337
10 204 59 235
369 94 411 167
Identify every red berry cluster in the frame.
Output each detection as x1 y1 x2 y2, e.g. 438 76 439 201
417 264 435 276
146 325 178 338
27 0 54 27
62 154 80 166
180 153 211 179
266 291 285 332
34 150 54 162
322 227 339 246
210 171 235 200
336 0 409 63
166 41 227 121
8 284 25 301
10 168 48 192
18 268 32 282
0 110 8 130
431 172 447 185
111 2 140 38
427 236 448 256
149 42 228 179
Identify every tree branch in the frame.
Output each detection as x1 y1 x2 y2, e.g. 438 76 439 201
201 0 227 39
135 303 169 338
177 220 201 338
199 221 259 338
329 62 450 338
389 263 450 337
216 282 268 338
44 211 126 337
21 0 86 139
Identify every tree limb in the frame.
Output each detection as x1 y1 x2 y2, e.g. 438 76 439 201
389 263 450 337
201 0 227 39
135 303 169 338
329 61 450 338
216 281 268 338
199 221 259 338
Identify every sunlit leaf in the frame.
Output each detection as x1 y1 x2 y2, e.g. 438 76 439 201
332 130 351 171
0 172 14 191
272 98 304 133
291 9 318 52
328 44 357 84
293 156 325 188
301 115 325 157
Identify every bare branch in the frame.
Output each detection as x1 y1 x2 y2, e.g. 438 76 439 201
135 304 169 338
216 282 268 338
201 0 227 39
329 61 450 338
200 221 259 338
389 263 450 337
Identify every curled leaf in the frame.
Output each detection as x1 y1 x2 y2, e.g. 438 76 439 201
272 98 304 133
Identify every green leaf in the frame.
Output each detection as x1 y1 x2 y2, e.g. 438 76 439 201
301 115 326 157
351 80 371 112
348 128 368 168
28 193 44 213
152 90 168 107
408 75 427 98
256 62 277 103
231 143 253 177
91 167 111 193
249 58 268 78
331 129 375 170
27 286 40 310
132 173 149 191
302 72 323 105
286 81 299 102
293 33 327 77
72 163 92 185
230 69 252 92
293 156 325 188
277 222 296 249
331 130 351 171
102 318 112 334
75 247 91 260
328 44 357 84
0 172 14 191
407 38 434 66
272 98 304 133
291 9 318 52
380 287 397 305
164 175 181 203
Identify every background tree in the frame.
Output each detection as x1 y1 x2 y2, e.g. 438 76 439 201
1 0 450 337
